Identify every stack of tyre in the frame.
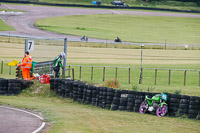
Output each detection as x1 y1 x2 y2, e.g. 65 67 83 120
94 87 100 106
111 89 121 111
105 88 114 110
119 90 129 111
188 96 200 119
68 81 74 99
8 79 22 95
72 82 79 101
85 85 93 104
56 79 61 95
134 92 145 112
169 94 181 116
53 79 59 94
0 79 8 95
77 83 85 102
91 86 97 106
60 79 66 97
64 80 71 98
178 95 190 116
21 80 33 91
98 87 107 108
127 91 136 112
49 79 54 91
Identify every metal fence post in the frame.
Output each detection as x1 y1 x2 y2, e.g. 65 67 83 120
1 61 3 74
184 70 187 86
155 69 157 85
63 38 67 78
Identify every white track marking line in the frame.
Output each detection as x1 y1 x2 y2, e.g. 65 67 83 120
0 105 45 133
110 10 121 14
32 122 46 133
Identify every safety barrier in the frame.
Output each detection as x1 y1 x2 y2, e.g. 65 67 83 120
0 79 33 95
49 79 200 120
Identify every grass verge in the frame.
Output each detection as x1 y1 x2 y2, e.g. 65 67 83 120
35 14 200 45
0 19 15 31
0 82 200 133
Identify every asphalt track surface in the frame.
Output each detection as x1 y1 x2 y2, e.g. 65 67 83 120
0 4 200 43
0 105 45 133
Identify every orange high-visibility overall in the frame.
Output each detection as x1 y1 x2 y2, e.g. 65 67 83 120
18 55 32 80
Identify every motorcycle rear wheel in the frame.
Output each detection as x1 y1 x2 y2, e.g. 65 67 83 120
139 101 148 114
156 105 168 117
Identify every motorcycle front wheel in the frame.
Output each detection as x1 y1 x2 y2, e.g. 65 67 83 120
156 105 168 117
139 101 148 114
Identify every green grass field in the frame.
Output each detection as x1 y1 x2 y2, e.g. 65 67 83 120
0 19 15 31
0 42 199 96
35 14 200 45
0 83 200 133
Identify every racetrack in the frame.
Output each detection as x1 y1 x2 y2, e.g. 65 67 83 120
0 105 45 133
0 4 200 42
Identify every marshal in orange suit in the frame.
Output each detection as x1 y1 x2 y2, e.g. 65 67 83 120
18 51 32 80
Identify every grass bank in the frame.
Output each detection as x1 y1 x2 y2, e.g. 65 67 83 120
35 14 200 45
0 19 14 31
0 83 200 133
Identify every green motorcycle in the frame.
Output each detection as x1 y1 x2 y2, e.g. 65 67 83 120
139 93 168 117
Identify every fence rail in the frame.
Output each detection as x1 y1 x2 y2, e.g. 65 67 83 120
1 60 200 87
67 65 200 87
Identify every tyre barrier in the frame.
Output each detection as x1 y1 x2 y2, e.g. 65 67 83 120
49 79 200 120
0 78 34 95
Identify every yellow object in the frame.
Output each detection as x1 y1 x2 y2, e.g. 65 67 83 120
7 60 20 66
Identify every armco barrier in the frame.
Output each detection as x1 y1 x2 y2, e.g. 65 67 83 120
49 79 200 120
0 78 33 95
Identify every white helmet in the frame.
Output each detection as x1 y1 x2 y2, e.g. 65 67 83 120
60 52 66 58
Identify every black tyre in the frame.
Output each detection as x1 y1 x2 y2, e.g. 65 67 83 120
170 94 181 99
189 100 200 105
181 95 190 99
169 103 180 107
135 100 142 104
189 105 200 110
188 114 197 119
188 109 198 114
190 96 200 101
118 106 126 111
170 98 180 103
169 107 179 112
179 109 189 113
180 99 189 104
179 104 189 109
